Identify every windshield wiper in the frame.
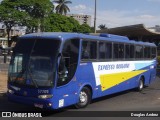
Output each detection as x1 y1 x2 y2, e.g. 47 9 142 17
14 67 26 82
14 66 38 88
27 66 38 88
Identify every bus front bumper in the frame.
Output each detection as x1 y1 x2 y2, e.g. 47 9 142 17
7 92 54 109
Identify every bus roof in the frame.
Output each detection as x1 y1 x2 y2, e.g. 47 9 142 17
20 32 156 47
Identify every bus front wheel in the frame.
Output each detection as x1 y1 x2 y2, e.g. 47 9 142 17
137 77 144 91
75 87 91 108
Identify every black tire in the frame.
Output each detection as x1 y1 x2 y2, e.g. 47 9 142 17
137 77 144 91
75 87 91 109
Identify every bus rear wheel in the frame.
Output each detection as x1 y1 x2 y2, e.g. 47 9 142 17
137 77 144 91
75 87 91 109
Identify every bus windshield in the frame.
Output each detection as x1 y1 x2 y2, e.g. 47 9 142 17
8 39 61 88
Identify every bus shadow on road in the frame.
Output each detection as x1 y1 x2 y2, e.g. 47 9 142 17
90 86 154 104
91 89 133 104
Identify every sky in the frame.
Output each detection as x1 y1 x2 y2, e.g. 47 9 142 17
0 0 160 29
67 0 160 28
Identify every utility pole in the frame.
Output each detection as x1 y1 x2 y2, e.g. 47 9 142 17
94 0 97 33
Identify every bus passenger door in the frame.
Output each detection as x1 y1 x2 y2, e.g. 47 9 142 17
55 39 80 108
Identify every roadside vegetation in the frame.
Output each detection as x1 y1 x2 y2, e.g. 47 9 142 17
0 0 91 46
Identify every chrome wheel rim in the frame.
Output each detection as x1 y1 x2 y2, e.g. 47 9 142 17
79 91 87 103
139 80 143 89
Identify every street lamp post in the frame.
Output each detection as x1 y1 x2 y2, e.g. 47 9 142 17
94 0 97 33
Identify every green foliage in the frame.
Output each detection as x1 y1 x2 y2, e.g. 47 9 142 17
0 0 28 46
44 14 78 32
67 17 80 32
19 0 54 18
0 0 54 33
78 24 91 33
0 0 91 34
44 14 91 33
18 0 54 32
0 0 28 26
90 27 95 33
98 24 108 30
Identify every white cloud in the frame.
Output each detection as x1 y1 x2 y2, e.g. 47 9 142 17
73 4 87 10
70 4 93 15
137 15 155 19
69 4 160 28
95 9 160 28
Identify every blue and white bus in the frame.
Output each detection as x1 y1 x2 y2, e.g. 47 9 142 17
8 32 157 109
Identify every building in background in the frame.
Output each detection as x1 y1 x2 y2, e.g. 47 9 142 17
98 24 160 45
66 14 91 27
0 28 22 48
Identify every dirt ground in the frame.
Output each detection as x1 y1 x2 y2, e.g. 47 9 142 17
0 72 7 93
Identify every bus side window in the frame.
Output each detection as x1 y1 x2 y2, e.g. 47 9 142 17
58 56 68 78
90 41 97 59
135 45 143 59
151 47 157 58
113 43 124 60
130 45 135 59
148 47 151 59
119 44 124 59
106 43 112 59
82 41 90 59
125 44 130 59
57 39 80 87
81 41 97 60
99 42 106 59
144 46 151 59
113 43 119 59
57 56 70 86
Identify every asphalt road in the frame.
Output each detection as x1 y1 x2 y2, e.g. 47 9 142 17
0 76 160 117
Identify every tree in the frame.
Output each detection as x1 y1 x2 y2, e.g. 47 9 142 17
0 0 27 47
53 0 72 15
90 27 95 33
78 24 91 33
44 13 78 32
0 0 54 46
98 24 108 30
19 0 54 32
44 14 91 33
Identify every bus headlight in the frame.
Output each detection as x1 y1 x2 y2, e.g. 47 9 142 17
8 89 14 94
38 94 53 99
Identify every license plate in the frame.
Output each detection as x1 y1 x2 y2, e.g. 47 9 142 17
34 103 43 109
